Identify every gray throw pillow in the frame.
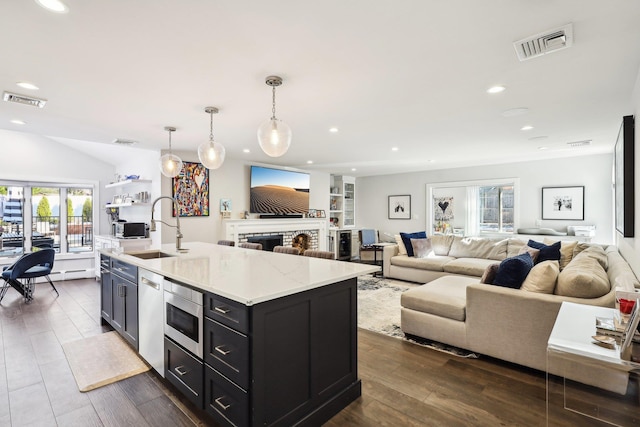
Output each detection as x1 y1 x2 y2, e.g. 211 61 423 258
411 238 434 258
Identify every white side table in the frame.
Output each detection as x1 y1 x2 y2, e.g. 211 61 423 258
547 302 640 426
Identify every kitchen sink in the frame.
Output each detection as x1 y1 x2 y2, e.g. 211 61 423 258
127 250 177 260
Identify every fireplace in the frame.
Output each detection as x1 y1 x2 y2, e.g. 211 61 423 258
224 218 329 252
247 235 283 251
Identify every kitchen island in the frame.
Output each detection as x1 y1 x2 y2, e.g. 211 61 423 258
102 241 377 427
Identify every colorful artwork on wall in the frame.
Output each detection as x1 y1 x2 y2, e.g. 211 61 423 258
172 161 209 217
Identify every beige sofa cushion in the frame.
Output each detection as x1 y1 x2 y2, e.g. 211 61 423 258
448 237 508 260
556 249 610 298
401 276 480 321
394 234 408 255
443 258 500 277
430 235 455 256
521 261 559 294
506 238 527 257
543 238 578 270
606 247 640 292
411 238 434 258
391 254 455 272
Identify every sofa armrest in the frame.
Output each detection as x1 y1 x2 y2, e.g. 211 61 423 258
382 244 399 278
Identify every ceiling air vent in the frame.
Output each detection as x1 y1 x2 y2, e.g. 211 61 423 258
513 23 573 61
3 91 47 108
567 140 591 148
112 138 138 146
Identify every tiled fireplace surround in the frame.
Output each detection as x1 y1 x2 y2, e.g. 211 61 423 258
224 219 328 251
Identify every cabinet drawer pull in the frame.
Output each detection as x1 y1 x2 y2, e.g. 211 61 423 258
214 396 231 410
141 277 160 290
214 345 231 356
174 365 188 376
214 306 231 315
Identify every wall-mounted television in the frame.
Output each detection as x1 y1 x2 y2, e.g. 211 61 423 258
614 115 635 237
250 165 310 214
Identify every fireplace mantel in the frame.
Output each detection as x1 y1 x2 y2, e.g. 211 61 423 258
224 218 328 250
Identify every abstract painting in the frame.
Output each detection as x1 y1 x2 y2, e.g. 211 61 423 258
172 161 209 217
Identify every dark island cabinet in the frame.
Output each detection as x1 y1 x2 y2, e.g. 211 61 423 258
99 254 112 323
202 277 360 427
104 258 139 350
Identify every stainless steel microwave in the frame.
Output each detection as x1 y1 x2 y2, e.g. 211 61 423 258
115 222 147 238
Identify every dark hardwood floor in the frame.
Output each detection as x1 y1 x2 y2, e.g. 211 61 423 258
0 277 631 426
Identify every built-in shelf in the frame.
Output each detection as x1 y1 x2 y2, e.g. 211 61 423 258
105 202 150 208
105 179 152 188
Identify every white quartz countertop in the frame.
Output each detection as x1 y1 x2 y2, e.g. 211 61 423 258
104 242 378 305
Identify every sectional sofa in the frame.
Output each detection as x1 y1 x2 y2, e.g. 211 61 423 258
381 234 640 394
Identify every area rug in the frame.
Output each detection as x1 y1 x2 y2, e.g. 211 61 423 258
357 276 478 358
62 331 150 392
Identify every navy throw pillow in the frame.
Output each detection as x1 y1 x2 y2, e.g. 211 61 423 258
527 240 561 264
492 253 534 289
399 231 427 257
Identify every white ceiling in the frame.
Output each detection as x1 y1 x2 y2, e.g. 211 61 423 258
2 0 640 177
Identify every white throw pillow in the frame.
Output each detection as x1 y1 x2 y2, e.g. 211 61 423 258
394 234 407 256
521 261 559 294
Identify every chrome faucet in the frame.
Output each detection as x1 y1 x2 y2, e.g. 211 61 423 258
150 196 188 252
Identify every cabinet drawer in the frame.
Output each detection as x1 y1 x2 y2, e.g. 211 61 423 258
204 364 248 427
204 318 249 390
165 338 203 408
204 293 248 334
110 258 137 283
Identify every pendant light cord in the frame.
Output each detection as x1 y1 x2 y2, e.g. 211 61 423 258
271 85 277 120
209 111 215 142
168 129 173 154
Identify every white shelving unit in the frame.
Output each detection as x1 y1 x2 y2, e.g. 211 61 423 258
105 179 152 208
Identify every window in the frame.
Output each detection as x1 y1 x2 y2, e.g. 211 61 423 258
427 178 519 236
478 185 514 233
1 181 94 257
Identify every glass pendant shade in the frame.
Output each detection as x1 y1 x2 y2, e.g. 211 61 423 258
198 140 225 169
198 106 225 169
257 118 292 157
159 153 183 178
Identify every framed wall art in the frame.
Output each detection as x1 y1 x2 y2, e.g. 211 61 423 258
388 195 411 220
172 161 209 217
541 186 584 220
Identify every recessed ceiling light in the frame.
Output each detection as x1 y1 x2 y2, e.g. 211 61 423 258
528 135 548 141
538 146 549 150
306 160 313 164
242 148 250 153
329 127 339 133
111 138 138 146
487 85 506 94
16 82 39 90
521 125 534 131
10 119 25 125
502 108 529 117
391 147 399 151
35 0 68 13
351 168 356 172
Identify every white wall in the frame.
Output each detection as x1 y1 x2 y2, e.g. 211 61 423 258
356 153 614 244
158 151 331 245
616 67 640 278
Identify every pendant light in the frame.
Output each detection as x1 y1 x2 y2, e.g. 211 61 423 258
257 75 291 157
197 106 226 169
159 126 183 178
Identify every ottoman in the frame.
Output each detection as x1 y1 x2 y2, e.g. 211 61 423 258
400 275 479 349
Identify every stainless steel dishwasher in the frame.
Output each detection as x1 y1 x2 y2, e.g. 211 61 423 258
138 268 165 377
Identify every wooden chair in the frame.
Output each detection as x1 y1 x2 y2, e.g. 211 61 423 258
217 240 235 246
273 246 301 255
303 250 334 259
238 242 262 250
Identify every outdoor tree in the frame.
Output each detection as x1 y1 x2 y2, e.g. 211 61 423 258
82 199 92 221
36 196 52 219
67 198 73 218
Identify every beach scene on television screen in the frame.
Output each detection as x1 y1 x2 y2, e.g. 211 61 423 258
250 167 310 214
